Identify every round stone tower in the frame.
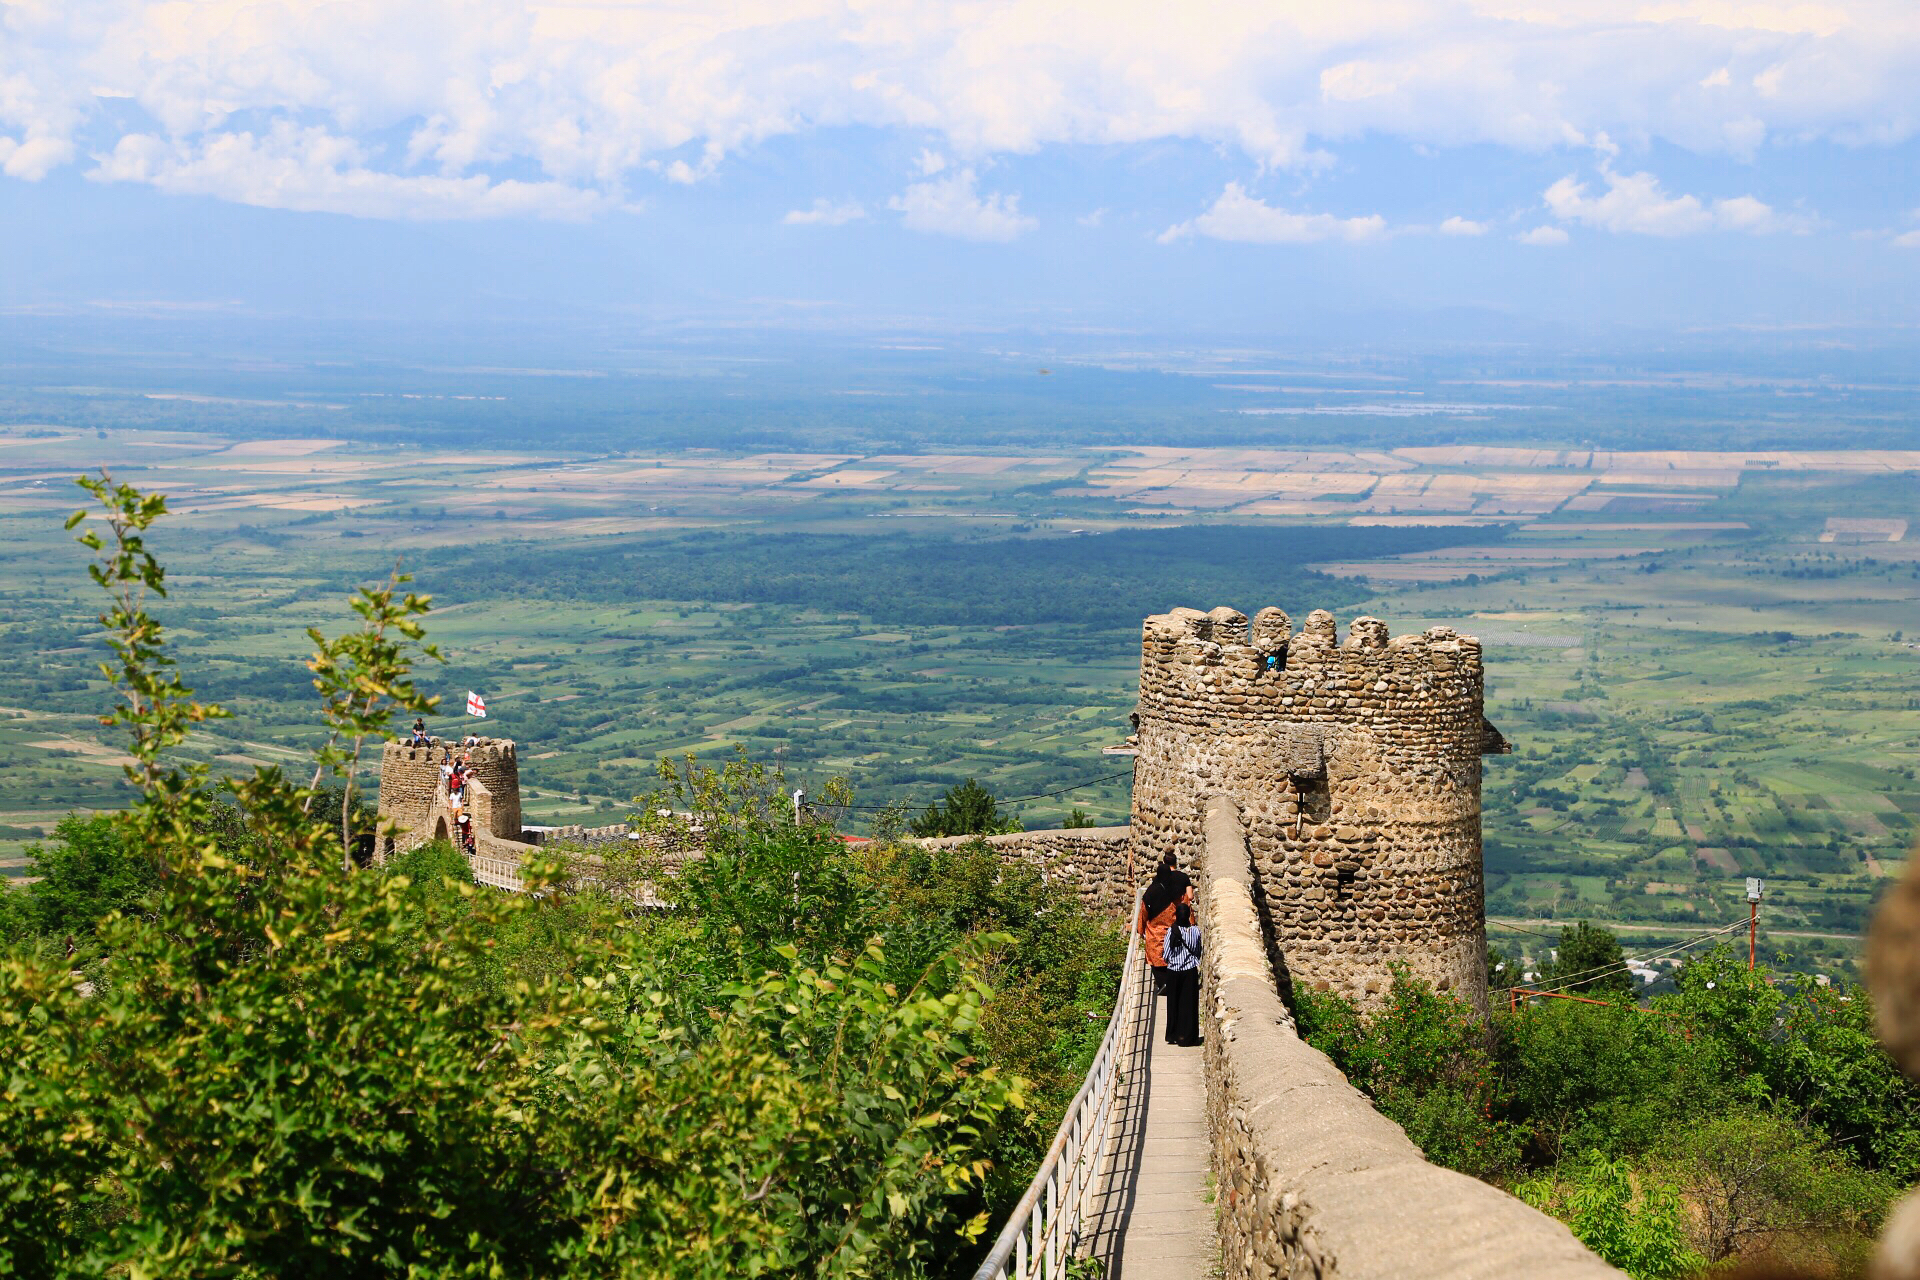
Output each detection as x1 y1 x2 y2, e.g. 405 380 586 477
1130 606 1503 1012
376 737 522 856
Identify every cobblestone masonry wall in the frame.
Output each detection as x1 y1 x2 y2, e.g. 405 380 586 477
1198 794 1621 1280
376 739 522 855
1131 606 1503 1011
910 828 1135 913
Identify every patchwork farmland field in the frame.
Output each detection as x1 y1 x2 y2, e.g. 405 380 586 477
3 419 1915 982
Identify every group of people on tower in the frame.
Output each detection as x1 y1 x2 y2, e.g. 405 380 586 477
440 752 477 856
1136 853 1203 1047
408 718 484 758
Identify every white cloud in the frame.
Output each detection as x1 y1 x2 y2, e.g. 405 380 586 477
1078 207 1108 227
3 1 1918 218
1518 225 1570 245
888 169 1035 241
0 135 74 181
1438 215 1488 235
87 125 606 221
1543 162 1812 234
1892 229 1920 247
1159 183 1386 244
784 198 867 226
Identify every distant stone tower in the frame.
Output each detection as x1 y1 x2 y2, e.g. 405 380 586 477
1130 606 1506 1012
376 738 523 857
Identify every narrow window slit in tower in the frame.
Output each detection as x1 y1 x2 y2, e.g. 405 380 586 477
1335 863 1358 901
1293 772 1330 838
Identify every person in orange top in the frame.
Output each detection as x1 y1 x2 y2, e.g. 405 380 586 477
1135 853 1192 994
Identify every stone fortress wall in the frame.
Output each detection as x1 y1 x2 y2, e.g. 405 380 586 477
912 827 1135 912
1130 605 1505 1012
1196 793 1621 1280
368 610 1630 1275
376 740 692 893
377 606 1504 1014
378 739 522 855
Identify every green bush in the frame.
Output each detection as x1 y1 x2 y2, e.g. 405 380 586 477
1519 1151 1701 1280
0 476 1120 1278
1294 967 1519 1179
1655 1109 1897 1266
4 814 152 944
1296 946 1917 1276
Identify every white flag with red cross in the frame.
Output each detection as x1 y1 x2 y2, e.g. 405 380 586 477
466 690 487 718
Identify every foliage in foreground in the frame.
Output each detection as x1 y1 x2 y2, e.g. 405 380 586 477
0 476 1124 1278
1295 951 1911 1278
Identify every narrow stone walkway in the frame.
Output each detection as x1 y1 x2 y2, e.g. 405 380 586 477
1083 988 1219 1279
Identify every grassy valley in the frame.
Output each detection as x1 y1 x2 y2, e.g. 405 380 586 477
1 399 1915 984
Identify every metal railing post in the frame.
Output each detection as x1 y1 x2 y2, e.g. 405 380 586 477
970 892 1147 1280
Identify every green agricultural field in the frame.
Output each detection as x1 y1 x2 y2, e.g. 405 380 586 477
2 423 1915 987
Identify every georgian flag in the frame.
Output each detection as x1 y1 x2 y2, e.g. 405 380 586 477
466 690 487 718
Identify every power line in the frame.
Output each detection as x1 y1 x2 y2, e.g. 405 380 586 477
1487 920 1567 941
1500 923 1728 995
1496 918 1749 1000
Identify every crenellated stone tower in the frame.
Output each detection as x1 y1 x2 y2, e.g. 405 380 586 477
376 738 523 858
1129 605 1507 1012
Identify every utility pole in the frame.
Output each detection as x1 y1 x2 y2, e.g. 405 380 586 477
1747 877 1764 970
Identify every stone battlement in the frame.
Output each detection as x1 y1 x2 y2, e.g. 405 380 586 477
382 737 518 765
1197 795 1620 1279
1132 605 1502 1011
377 736 522 857
1139 607 1485 720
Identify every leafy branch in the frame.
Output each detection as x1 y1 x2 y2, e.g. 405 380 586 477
69 471 229 880
304 567 443 869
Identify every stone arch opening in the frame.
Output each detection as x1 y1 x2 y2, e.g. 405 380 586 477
1296 775 1331 825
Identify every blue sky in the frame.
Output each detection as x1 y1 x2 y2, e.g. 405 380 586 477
5 1 1920 337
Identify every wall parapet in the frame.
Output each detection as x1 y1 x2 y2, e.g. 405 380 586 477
1197 793 1621 1280
1133 605 1494 1011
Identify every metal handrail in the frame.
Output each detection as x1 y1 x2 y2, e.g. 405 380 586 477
971 894 1150 1280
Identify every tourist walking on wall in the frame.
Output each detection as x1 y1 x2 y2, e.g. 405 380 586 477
1163 900 1203 1047
1136 853 1191 993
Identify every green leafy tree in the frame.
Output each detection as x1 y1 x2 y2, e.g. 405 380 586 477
0 477 1031 1278
1523 1152 1701 1280
908 779 1020 838
1660 948 1920 1180
1541 921 1633 997
1487 941 1513 988
5 815 150 944
302 563 442 868
1657 1109 1897 1264
1061 808 1096 829
1499 993 1703 1162
1294 967 1519 1179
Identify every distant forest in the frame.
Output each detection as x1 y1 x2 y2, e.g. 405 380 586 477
439 524 1503 627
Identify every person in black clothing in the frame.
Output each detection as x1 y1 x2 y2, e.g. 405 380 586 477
1162 900 1203 1047
1136 853 1192 994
